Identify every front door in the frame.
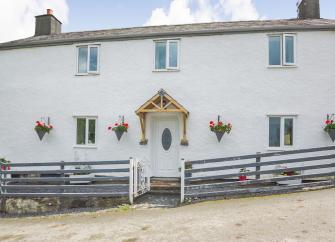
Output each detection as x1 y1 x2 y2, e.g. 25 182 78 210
152 116 180 177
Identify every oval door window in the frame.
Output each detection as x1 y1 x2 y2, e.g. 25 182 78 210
162 128 172 151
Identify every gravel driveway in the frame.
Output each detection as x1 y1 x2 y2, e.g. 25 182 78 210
0 188 334 242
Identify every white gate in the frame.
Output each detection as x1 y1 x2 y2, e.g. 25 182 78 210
129 158 150 203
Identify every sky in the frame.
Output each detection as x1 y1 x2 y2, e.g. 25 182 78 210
0 0 334 43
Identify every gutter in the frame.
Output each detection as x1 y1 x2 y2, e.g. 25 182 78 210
0 24 335 51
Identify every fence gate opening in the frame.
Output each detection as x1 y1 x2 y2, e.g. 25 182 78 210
129 158 150 203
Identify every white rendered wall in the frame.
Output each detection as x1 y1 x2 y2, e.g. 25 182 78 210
0 30 334 173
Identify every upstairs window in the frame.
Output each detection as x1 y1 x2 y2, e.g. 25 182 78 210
268 116 295 149
75 117 97 146
268 34 296 66
154 40 179 70
77 45 99 74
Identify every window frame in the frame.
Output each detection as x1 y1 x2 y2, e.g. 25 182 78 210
283 34 296 66
153 39 180 71
74 116 98 148
268 34 296 68
267 115 296 150
76 44 100 75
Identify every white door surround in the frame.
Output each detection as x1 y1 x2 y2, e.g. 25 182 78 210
150 115 180 177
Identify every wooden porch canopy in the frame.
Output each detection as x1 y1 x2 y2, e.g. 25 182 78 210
135 89 189 145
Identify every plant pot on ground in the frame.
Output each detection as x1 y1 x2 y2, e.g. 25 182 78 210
239 168 250 181
274 165 302 185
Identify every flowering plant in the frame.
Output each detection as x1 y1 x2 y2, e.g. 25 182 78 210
209 120 232 133
0 157 11 171
34 121 53 133
108 122 129 132
324 118 335 132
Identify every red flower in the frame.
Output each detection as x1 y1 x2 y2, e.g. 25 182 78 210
49 125 53 129
218 121 223 126
124 123 129 127
331 120 334 124
108 126 112 130
209 121 214 125
228 123 232 127
114 123 119 126
326 120 331 125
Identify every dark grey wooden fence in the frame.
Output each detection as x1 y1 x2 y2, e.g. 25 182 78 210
181 146 335 202
0 160 130 199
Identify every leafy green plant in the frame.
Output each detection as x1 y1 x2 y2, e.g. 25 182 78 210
108 122 128 132
34 121 53 133
209 120 232 133
324 119 335 132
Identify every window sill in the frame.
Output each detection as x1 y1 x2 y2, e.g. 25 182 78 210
75 73 100 76
73 145 98 149
153 69 180 73
267 147 295 152
267 65 297 69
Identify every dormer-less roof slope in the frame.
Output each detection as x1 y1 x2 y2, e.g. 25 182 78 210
1 18 335 50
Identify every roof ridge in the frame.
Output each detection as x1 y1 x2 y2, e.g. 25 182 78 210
1 18 334 50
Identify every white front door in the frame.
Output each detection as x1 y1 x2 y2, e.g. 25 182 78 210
152 116 180 177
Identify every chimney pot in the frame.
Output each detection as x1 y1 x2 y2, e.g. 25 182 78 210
47 9 53 15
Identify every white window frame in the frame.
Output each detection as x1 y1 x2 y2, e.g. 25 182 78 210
74 116 98 148
283 34 296 66
76 44 100 75
267 115 296 150
268 34 296 67
153 39 180 71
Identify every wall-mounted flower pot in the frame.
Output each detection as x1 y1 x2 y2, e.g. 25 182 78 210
115 130 125 141
214 131 225 142
328 129 335 142
36 129 47 141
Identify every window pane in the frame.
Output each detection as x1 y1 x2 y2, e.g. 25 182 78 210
269 117 281 147
269 36 281 65
285 36 294 64
284 118 293 146
88 119 96 144
76 118 86 145
78 47 88 73
168 41 178 68
89 47 98 72
155 42 166 69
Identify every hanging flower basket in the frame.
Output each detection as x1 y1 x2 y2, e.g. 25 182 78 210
209 119 232 142
108 121 129 141
0 158 11 171
34 121 53 141
324 117 335 142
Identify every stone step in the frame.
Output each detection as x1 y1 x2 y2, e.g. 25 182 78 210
150 177 180 190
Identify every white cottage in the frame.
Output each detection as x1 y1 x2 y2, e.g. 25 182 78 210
0 0 334 179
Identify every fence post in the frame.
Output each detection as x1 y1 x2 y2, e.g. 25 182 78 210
180 158 185 203
0 164 3 196
129 158 134 204
256 152 261 180
0 163 4 212
60 161 65 193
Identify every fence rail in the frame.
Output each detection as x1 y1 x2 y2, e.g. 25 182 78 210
181 146 335 202
0 159 131 200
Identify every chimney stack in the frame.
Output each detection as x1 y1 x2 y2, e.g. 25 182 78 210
297 0 320 19
35 9 62 36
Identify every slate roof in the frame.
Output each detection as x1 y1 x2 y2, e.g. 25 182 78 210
1 18 335 50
